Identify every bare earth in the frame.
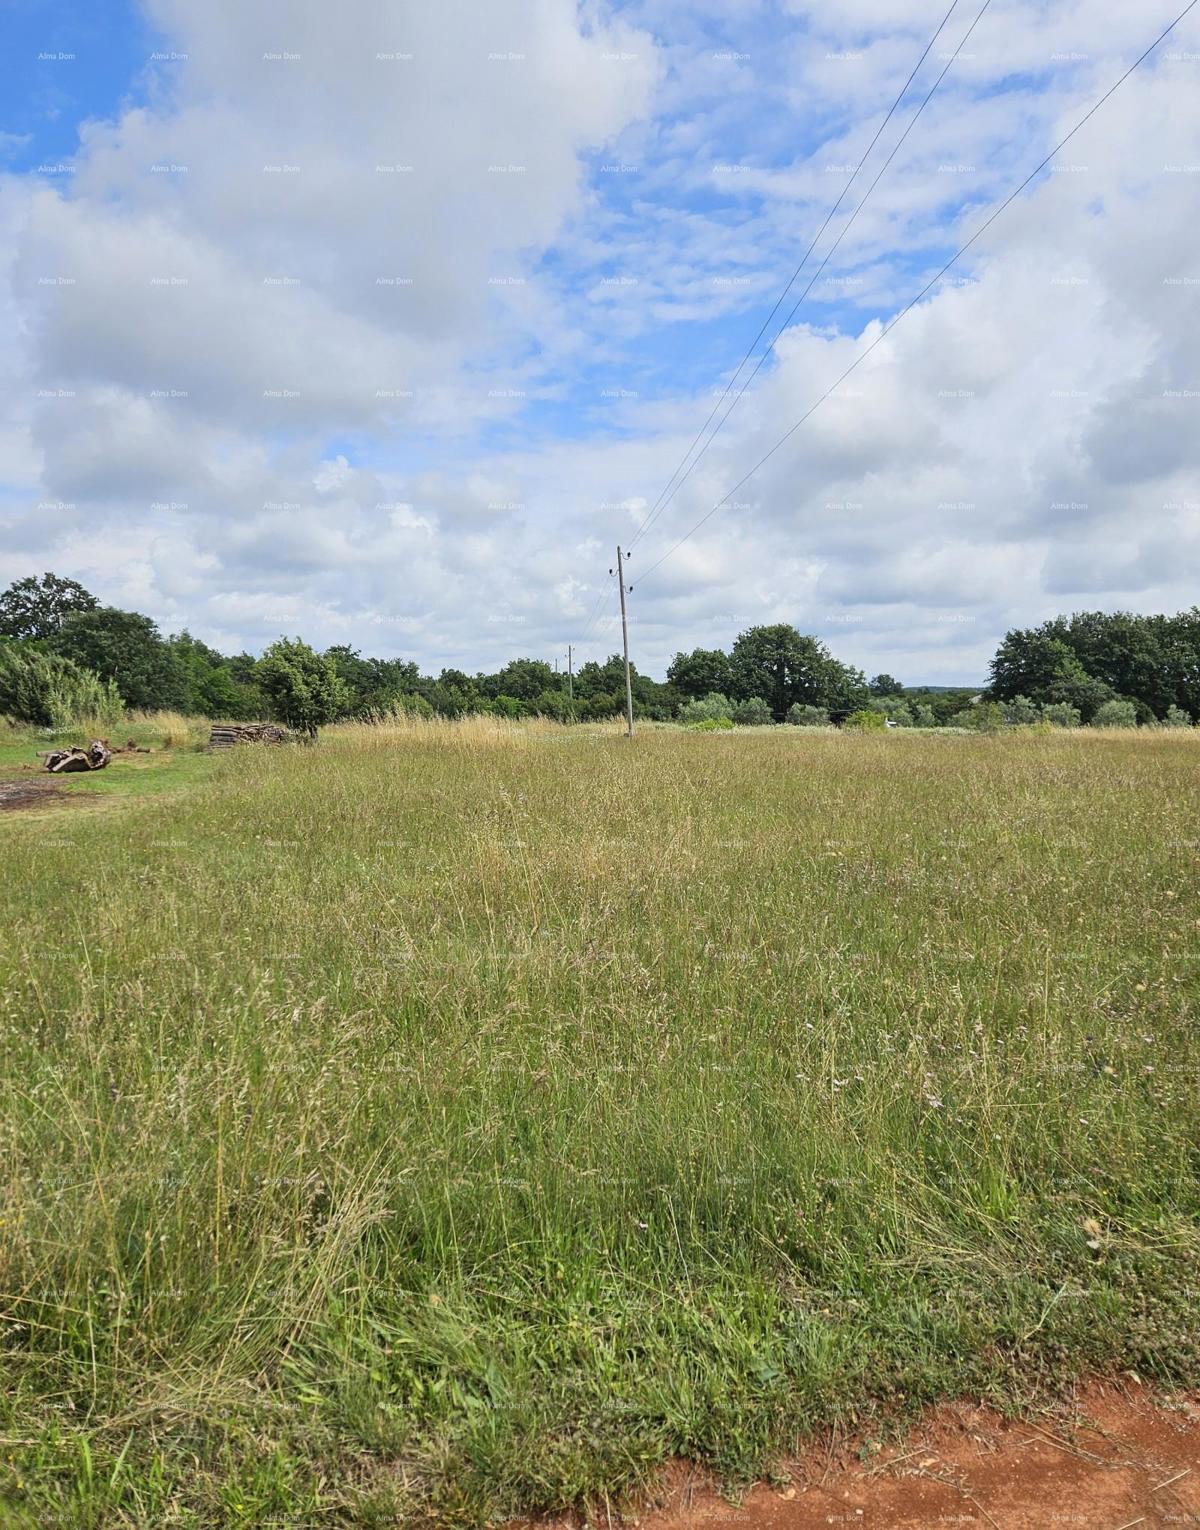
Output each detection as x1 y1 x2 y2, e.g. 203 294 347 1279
515 1382 1200 1530
0 774 67 811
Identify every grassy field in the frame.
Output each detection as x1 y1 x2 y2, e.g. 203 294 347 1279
1 718 1198 1526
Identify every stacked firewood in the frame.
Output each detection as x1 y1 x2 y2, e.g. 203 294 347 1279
207 722 292 749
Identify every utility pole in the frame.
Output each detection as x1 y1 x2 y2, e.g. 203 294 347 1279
566 644 574 703
612 545 634 738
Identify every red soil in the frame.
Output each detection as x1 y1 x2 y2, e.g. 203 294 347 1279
514 1380 1200 1530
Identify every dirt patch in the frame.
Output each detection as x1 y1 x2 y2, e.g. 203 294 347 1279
0 775 71 812
513 1381 1200 1529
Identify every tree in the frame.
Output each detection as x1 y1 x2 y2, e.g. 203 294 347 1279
1091 698 1138 729
1163 608 1200 718
987 628 1113 721
48 607 188 711
869 673 904 697
324 645 380 715
489 658 557 702
575 655 630 700
169 631 261 719
730 624 866 720
531 689 571 721
667 648 732 702
1163 704 1193 728
0 572 98 640
574 654 674 718
1062 611 1173 717
256 638 349 737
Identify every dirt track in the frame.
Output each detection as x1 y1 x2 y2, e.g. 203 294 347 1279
515 1381 1199 1529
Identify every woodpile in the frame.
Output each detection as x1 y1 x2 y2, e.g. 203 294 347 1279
42 739 113 773
208 722 292 749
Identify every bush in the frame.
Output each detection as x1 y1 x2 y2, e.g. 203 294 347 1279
0 643 124 730
1163 704 1193 728
1040 702 1081 728
1002 694 1041 725
949 701 1005 733
732 696 773 726
679 692 733 724
687 716 734 731
1091 698 1138 729
786 703 830 727
844 708 885 730
910 703 937 728
868 697 913 726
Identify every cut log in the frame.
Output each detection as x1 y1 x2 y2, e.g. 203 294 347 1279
207 722 292 749
44 739 113 773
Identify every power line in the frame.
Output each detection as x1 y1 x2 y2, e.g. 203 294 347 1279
629 0 991 552
626 0 968 554
634 0 1199 590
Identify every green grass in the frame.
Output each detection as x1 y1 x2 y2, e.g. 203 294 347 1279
1 717 1198 1526
0 714 215 803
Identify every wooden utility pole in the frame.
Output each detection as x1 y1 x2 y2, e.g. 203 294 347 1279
613 545 634 738
566 644 574 703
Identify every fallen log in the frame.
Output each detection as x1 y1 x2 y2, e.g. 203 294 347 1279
43 739 113 774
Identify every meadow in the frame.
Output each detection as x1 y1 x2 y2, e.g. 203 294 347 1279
1 717 1198 1527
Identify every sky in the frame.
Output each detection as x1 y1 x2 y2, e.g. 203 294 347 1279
1 0 1197 684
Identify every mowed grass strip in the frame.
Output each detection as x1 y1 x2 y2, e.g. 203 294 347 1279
0 720 1197 1526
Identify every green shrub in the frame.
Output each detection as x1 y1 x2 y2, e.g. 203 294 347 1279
949 701 1005 733
679 692 733 724
0 642 124 730
844 708 885 730
1091 698 1138 729
732 696 773 726
1002 694 1041 725
786 703 830 727
1040 702 1082 728
869 698 913 726
687 716 735 731
1163 704 1193 728
910 703 937 728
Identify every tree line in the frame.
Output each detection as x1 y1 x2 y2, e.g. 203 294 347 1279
0 573 1197 733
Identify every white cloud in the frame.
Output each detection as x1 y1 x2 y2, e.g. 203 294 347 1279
1 0 1198 684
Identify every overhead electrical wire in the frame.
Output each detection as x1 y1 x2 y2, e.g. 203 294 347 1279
633 0 1199 591
582 0 972 647
628 0 991 553
625 0 972 553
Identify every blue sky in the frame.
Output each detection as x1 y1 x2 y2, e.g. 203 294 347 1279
1 0 1198 681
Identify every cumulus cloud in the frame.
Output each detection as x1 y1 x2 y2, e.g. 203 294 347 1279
1 0 1198 682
